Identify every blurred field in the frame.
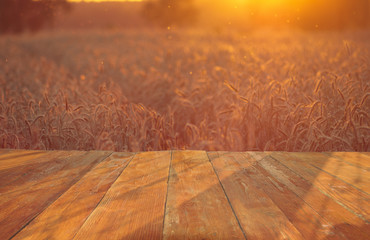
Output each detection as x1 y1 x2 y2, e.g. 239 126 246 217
0 29 369 151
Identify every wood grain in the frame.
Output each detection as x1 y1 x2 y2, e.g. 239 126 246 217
289 152 369 193
0 149 30 157
0 151 81 193
270 152 370 222
163 151 245 240
254 152 369 240
0 150 110 240
210 152 310 239
0 150 51 170
247 152 349 240
12 152 134 240
325 152 370 170
74 151 171 240
0 148 9 154
1 150 368 240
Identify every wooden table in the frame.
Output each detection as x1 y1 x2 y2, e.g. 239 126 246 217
0 149 368 239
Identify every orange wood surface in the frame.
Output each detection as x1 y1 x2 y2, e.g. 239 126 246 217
290 152 369 193
0 149 368 240
325 152 370 170
243 152 342 240
0 149 43 158
0 150 51 170
0 151 82 193
0 150 111 239
74 151 171 240
270 152 370 222
208 152 304 239
163 151 245 240
13 152 134 240
251 152 369 239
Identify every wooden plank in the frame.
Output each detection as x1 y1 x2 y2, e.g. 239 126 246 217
0 150 52 169
270 152 370 222
211 151 330 239
74 151 171 240
324 152 370 170
289 152 369 193
0 151 80 193
0 150 111 240
12 152 134 240
252 152 369 240
0 149 35 154
0 148 21 156
163 151 245 240
0 148 9 153
247 157 347 240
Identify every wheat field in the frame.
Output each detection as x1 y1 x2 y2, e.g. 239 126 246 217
0 29 369 152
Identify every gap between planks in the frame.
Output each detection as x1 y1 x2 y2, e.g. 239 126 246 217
4 150 369 240
6 151 114 240
206 152 248 240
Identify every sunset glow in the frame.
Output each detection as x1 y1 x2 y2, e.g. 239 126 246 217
1 0 369 154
